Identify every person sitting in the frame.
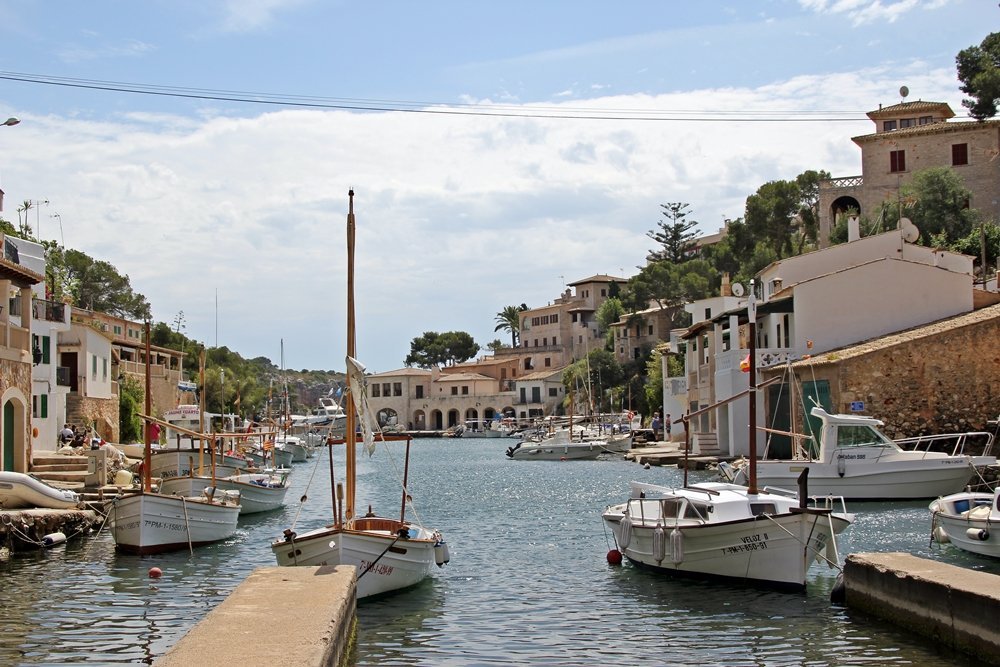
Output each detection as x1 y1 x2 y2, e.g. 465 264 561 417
59 424 75 444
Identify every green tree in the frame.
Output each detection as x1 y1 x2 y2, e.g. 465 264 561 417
744 170 829 258
623 258 716 327
118 375 145 443
957 32 1000 120
63 249 151 319
894 167 978 245
647 202 699 263
596 297 624 336
405 331 480 368
494 304 527 347
562 349 624 412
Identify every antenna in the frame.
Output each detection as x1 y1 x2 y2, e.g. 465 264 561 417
731 282 745 298
899 85 909 99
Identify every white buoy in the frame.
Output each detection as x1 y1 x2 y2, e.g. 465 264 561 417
933 526 950 544
966 527 990 541
670 528 684 564
42 532 67 547
619 516 633 549
652 524 666 563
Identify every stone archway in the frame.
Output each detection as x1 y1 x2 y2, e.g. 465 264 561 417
831 196 862 229
447 409 460 428
464 408 479 432
431 410 444 430
412 410 426 431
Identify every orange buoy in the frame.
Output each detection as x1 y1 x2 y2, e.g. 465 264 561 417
606 549 623 565
148 567 163 579
32 427 39 438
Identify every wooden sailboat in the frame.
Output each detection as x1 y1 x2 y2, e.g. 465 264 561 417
601 280 855 590
109 323 242 555
271 189 449 599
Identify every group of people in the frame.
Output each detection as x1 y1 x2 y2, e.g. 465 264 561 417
650 412 672 442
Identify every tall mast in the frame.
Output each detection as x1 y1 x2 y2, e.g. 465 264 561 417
747 279 758 495
143 321 152 493
345 189 357 521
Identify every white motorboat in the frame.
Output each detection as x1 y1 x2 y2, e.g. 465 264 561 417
930 487 1000 558
159 469 290 514
603 280 855 591
505 438 606 460
109 488 242 554
0 471 80 509
720 407 995 500
276 435 311 463
148 448 252 480
243 441 295 468
271 191 448 599
602 480 854 590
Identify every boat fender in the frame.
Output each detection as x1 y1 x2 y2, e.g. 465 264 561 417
619 516 632 550
932 525 950 544
966 527 990 541
830 573 846 604
836 456 846 477
42 532 66 547
670 528 684 564
652 523 667 563
434 540 451 567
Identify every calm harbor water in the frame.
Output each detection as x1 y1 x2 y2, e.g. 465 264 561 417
1 437 997 666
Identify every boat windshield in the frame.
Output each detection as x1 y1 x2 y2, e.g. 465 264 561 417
836 424 896 449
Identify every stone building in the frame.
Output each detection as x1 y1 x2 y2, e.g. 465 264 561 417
818 100 1000 246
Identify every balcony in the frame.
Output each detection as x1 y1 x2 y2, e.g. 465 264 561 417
32 298 68 324
821 175 863 190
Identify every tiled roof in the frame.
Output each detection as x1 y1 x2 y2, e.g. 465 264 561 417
853 117 1000 144
568 274 627 286
369 367 431 378
0 256 43 285
866 100 954 119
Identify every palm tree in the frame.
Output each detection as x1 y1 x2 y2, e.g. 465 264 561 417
494 305 524 347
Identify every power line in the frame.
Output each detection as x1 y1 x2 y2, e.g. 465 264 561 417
0 70 868 122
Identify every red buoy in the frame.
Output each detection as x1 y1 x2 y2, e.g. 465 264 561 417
148 567 163 579
606 549 623 565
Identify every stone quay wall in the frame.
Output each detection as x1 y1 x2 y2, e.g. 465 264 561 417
844 552 1000 664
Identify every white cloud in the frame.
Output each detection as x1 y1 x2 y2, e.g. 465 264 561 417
0 64 963 372
798 0 952 25
219 0 311 33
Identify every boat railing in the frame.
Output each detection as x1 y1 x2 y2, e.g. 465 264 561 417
895 431 995 458
762 485 851 515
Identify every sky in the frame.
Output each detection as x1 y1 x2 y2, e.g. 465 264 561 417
0 0 992 374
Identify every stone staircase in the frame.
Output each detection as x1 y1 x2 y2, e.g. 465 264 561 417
29 453 135 507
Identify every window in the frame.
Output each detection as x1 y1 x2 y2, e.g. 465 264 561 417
552 336 557 345
952 143 969 166
372 384 381 397
899 118 915 128
451 386 458 395
543 337 548 346
102 357 108 381
578 335 582 343
393 382 402 396
113 325 122 335
382 383 391 396
91 354 97 380
544 357 551 367
883 120 897 131
918 116 933 125
571 313 578 322
548 387 558 397
704 308 711 320
890 150 906 173
415 385 424 399
601 289 606 297
648 325 653 336
461 386 469 395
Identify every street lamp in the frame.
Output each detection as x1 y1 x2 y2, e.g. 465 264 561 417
2 117 19 127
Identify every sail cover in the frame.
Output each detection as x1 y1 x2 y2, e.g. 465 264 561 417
346 356 377 456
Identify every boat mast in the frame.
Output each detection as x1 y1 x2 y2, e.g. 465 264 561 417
748 279 758 495
143 321 152 493
345 189 357 522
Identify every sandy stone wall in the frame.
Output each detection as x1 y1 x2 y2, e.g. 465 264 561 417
76 396 120 443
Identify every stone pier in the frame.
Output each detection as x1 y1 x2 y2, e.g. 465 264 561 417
843 552 1000 663
155 565 357 667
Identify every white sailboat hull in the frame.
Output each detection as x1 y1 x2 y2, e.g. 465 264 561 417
271 518 441 599
159 473 289 514
149 449 250 480
109 492 241 555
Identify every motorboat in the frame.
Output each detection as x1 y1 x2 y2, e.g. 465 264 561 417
602 479 854 590
930 487 1000 558
720 407 995 500
159 469 290 514
0 471 80 509
505 438 605 460
275 435 311 463
602 280 855 590
271 191 448 600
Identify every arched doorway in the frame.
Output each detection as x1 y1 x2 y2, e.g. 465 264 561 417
464 408 479 431
377 408 399 428
2 395 27 472
447 409 460 428
431 410 444 430
412 410 426 431
831 196 861 228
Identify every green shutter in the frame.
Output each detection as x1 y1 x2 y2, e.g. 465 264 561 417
42 336 50 364
41 394 48 418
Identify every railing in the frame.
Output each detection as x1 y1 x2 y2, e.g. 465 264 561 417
821 175 863 189
895 431 995 457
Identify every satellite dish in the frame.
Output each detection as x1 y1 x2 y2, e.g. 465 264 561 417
731 283 745 297
899 85 909 99
900 217 919 243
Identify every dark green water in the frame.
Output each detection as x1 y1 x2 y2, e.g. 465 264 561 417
0 437 995 665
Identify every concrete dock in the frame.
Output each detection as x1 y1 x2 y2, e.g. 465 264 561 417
843 552 1000 663
154 565 357 667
